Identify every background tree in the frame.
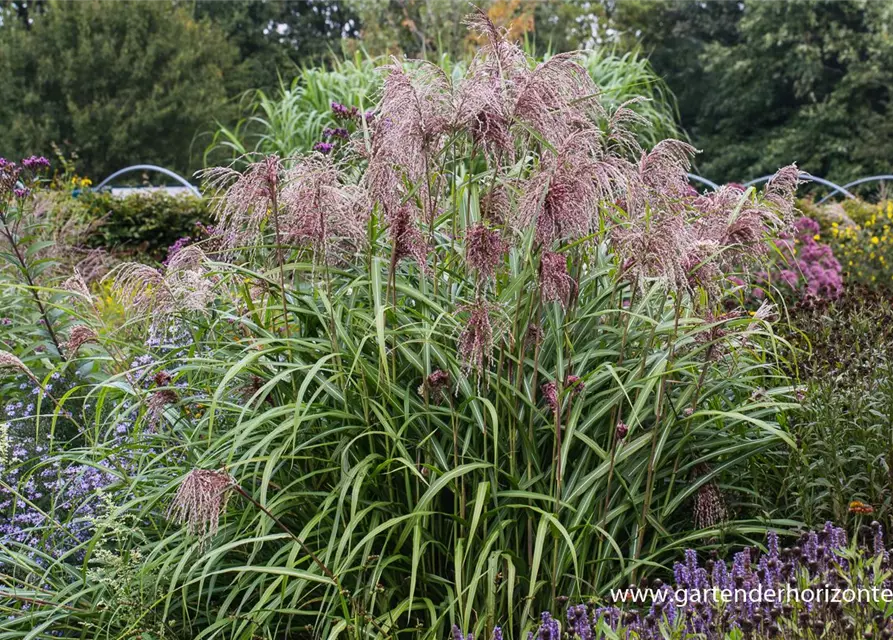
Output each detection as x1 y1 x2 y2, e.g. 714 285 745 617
0 0 237 178
614 0 893 184
190 0 359 94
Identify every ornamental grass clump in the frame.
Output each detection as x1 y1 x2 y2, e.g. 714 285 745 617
1 13 804 640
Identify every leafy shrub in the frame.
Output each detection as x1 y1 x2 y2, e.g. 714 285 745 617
0 1 237 178
59 190 211 260
2 16 801 639
798 198 893 291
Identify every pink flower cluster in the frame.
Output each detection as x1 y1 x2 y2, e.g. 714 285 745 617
754 217 843 301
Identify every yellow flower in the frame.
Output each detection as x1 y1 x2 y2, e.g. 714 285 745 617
871 236 880 245
813 234 820 241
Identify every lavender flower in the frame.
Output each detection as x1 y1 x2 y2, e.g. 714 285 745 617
323 127 350 139
313 142 334 154
331 102 359 120
20 156 50 170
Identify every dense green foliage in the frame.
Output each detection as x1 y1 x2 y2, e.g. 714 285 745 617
191 0 359 93
773 290 893 527
0 0 237 179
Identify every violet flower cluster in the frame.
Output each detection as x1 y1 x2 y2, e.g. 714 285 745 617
520 524 888 639
0 372 117 564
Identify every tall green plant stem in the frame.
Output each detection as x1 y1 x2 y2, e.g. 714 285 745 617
0 210 64 357
635 296 683 564
268 188 292 344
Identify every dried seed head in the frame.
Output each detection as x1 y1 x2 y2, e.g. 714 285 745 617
64 325 98 356
615 421 629 441
0 350 34 380
418 369 452 402
693 466 728 529
168 468 235 541
388 204 429 272
542 380 559 416
61 271 92 302
147 389 178 427
480 185 511 225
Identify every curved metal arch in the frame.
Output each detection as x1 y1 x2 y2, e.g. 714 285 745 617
743 172 854 200
94 164 201 198
817 175 893 204
687 173 720 191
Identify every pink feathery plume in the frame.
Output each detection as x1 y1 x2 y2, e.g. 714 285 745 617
280 156 370 262
455 10 528 156
637 139 698 202
465 223 508 281
457 299 498 376
106 264 173 315
762 164 801 228
199 155 282 252
512 52 602 146
612 211 692 291
539 251 576 307
519 132 628 245
366 59 452 217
